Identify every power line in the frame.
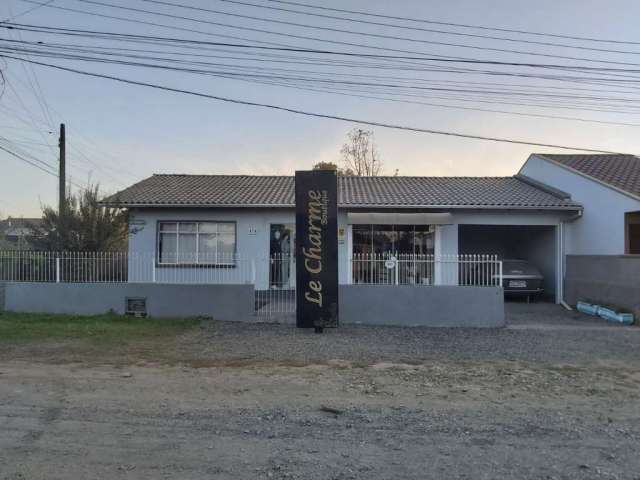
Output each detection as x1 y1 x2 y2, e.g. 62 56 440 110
6 39 640 116
3 18 639 126
0 42 135 187
11 37 640 96
8 27 635 101
267 0 640 46
0 137 88 190
1 0 55 23
8 43 640 120
6 42 640 104
6 23 640 73
16 1 325 52
0 141 58 177
146 0 640 56
0 134 57 170
4 42 640 112
7 25 57 130
188 71 640 127
2 53 627 155
20 0 640 68
68 0 640 67
1 73 57 158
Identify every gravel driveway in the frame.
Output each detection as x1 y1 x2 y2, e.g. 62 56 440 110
177 301 639 366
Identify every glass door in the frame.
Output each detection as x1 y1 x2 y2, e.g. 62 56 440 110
269 224 295 289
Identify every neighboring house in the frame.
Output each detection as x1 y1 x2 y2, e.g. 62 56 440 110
520 154 640 255
0 217 43 249
102 174 583 302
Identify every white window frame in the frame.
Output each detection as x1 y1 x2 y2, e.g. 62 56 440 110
157 221 236 266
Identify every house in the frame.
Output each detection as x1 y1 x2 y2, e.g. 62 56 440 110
0 217 43 249
520 154 640 316
520 154 640 255
102 173 583 303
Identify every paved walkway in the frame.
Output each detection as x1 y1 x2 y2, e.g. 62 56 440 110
505 300 636 330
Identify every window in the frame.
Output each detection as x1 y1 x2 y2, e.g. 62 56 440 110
158 221 236 265
351 224 435 285
352 224 435 255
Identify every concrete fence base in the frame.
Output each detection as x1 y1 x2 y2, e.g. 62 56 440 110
565 255 640 319
339 285 505 327
1 282 255 322
2 282 505 328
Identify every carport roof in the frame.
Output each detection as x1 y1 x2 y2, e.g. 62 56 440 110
101 174 582 210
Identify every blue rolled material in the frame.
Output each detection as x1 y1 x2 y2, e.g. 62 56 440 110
576 301 598 316
576 301 634 325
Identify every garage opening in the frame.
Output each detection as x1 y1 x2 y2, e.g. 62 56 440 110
459 225 557 300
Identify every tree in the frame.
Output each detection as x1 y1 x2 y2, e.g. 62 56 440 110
34 184 128 251
340 128 383 176
311 161 354 176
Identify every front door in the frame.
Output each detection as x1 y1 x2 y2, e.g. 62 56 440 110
269 224 295 289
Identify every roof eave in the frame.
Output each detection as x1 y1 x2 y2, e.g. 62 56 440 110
98 202 582 211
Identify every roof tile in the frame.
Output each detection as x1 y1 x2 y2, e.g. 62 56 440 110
102 174 581 209
537 154 640 199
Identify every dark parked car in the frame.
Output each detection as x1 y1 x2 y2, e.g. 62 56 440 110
499 259 544 300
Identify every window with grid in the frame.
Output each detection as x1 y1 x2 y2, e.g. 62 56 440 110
157 221 236 265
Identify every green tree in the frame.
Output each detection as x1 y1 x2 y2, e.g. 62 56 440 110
34 184 128 251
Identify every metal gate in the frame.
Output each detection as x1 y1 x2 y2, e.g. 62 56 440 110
254 253 296 320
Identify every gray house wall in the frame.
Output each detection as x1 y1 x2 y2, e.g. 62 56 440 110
521 155 640 255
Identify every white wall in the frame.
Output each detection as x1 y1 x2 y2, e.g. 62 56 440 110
128 207 352 288
521 155 640 254
128 207 571 290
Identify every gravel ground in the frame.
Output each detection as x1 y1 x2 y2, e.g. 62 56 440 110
1 302 640 479
178 302 639 366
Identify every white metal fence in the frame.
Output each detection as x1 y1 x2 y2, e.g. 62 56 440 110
0 251 256 284
0 251 502 287
350 253 502 287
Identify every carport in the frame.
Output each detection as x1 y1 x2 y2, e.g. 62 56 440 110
458 225 558 300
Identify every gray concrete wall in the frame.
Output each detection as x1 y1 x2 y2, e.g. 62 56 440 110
0 282 5 311
3 283 255 321
565 255 640 318
339 285 505 327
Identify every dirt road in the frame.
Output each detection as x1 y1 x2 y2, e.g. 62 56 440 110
1 304 640 479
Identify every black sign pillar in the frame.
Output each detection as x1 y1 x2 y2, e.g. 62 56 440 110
295 170 339 331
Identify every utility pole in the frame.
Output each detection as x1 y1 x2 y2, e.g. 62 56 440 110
58 123 65 214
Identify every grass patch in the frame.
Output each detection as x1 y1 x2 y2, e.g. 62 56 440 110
0 311 201 345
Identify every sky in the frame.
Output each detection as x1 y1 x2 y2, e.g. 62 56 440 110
1 0 639 217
